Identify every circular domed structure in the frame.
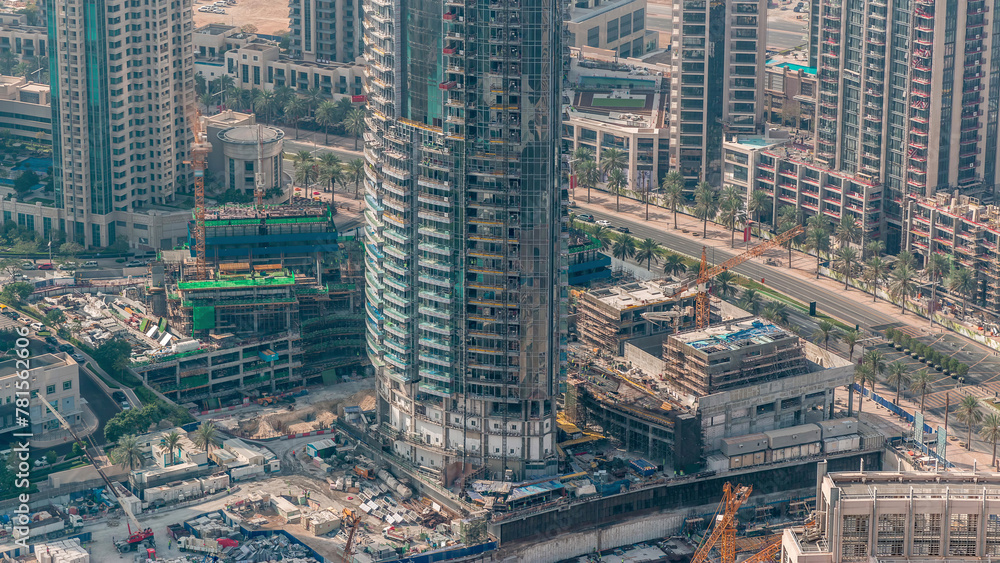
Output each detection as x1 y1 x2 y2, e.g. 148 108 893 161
217 125 285 196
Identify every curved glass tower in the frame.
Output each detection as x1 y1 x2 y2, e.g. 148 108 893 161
362 0 565 480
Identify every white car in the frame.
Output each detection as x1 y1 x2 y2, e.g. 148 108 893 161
596 219 611 227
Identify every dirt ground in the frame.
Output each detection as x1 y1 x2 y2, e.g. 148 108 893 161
192 0 289 36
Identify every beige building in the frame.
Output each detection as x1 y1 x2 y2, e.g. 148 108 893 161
0 12 45 60
288 0 362 63
225 40 365 98
193 25 257 82
763 60 817 133
566 0 657 58
783 469 1000 563
0 75 50 143
0 353 81 437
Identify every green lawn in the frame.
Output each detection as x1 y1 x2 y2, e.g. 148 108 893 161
592 97 646 108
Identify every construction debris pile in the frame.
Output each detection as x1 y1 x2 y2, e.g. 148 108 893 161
158 511 320 563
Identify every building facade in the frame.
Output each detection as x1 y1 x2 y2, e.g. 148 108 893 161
0 353 81 437
565 0 655 58
216 125 283 196
224 40 365 98
362 0 566 479
763 61 817 133
669 0 766 185
0 75 51 143
45 0 195 247
288 0 362 64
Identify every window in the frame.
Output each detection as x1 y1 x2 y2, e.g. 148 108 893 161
620 14 632 36
607 19 619 43
46 385 55 394
632 8 644 31
586 26 599 47
63 381 72 390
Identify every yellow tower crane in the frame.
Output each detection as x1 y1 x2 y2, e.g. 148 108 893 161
184 112 213 279
691 483 782 563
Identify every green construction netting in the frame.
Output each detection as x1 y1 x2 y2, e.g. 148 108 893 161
192 306 216 330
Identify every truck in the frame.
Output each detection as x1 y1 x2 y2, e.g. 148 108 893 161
382 526 409 543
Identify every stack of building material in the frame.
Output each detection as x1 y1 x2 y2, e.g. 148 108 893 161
33 539 89 563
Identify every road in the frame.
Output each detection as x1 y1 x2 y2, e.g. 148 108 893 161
584 210 900 331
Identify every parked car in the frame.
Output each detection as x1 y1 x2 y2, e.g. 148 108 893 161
38 263 53 270
577 214 594 222
21 262 34 270
112 391 127 402
71 353 86 363
3 311 18 320
121 402 132 411
83 261 99 268
615 226 630 233
126 260 144 267
58 262 77 270
45 336 59 346
29 322 44 332
58 344 74 353
596 219 611 227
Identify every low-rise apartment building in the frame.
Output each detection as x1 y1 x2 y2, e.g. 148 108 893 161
566 0 657 58
0 74 50 143
763 61 818 132
225 40 365 99
0 353 80 437
0 13 45 60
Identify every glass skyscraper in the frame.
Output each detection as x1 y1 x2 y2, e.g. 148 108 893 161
362 0 566 479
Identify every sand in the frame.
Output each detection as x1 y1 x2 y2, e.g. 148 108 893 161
193 0 290 37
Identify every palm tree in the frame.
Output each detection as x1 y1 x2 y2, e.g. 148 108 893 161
662 172 686 230
292 150 316 188
909 368 933 412
865 348 886 381
347 158 365 198
108 434 143 472
980 412 1000 469
812 319 840 350
305 87 325 112
663 254 688 278
853 363 875 416
761 302 789 325
608 168 628 212
842 328 860 362
714 271 739 299
834 246 859 290
591 225 614 250
694 182 718 238
284 97 308 140
224 85 243 110
160 431 182 466
571 146 594 175
926 253 950 327
199 92 215 115
318 153 344 191
834 214 860 250
777 205 798 268
212 74 235 96
718 197 741 248
612 235 637 262
342 107 366 150
193 422 218 456
737 288 763 315
334 97 354 121
947 268 977 316
804 225 830 279
862 256 890 302
747 189 769 236
315 100 338 144
253 90 277 123
864 239 884 260
894 249 916 271
635 238 663 270
885 361 910 406
273 85 296 108
888 265 917 314
578 160 600 204
956 394 983 450
600 147 627 179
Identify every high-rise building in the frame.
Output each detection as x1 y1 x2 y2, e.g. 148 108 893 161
669 0 766 185
811 0 996 248
46 0 195 247
362 0 566 479
288 0 362 63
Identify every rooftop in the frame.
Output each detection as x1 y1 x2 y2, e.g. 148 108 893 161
766 60 818 76
586 279 685 311
218 125 284 144
569 0 643 23
829 471 1000 498
195 23 237 35
672 318 793 352
0 353 68 379
204 202 330 223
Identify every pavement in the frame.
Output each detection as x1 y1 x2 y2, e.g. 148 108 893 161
574 190 1000 471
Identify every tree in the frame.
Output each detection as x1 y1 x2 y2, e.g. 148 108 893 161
11 61 29 78
693 182 718 238
193 422 218 457
342 107 366 150
834 246 859 290
305 87 325 113
777 205 798 268
13 170 39 196
160 431 182 466
600 147 627 179
894 249 916 271
718 196 741 248
318 153 344 194
842 328 860 362
885 361 910 406
590 225 614 250
780 100 800 127
662 172 686 230
926 253 950 327
0 257 21 278
635 238 663 270
812 319 840 351
0 51 14 75
608 168 627 212
571 146 593 177
747 189 769 237
662 254 687 278
58 242 84 256
888 265 917 314
864 348 886 389
713 271 739 299
71 441 86 459
761 302 788 325
946 268 977 316
292 151 316 192
611 235 637 262
834 214 860 250
853 363 875 416
864 239 884 260
45 309 65 326
0 282 33 304
108 434 144 472
909 368 933 412
314 101 338 144
199 92 215 115
577 160 600 204
862 256 889 302
804 225 830 279
346 158 365 198
92 339 133 381
253 90 278 123
980 412 1000 469
45 450 57 465
737 288 762 315
284 97 308 140
956 394 983 450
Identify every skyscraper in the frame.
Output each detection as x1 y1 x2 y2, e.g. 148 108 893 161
288 0 362 63
669 0 767 185
46 0 195 247
362 0 565 479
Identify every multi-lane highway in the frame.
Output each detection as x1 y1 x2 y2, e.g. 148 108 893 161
580 207 900 331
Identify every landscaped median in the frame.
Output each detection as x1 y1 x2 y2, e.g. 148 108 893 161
884 327 970 377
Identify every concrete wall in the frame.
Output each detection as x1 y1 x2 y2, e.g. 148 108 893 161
506 512 687 562
801 340 853 369
623 338 666 377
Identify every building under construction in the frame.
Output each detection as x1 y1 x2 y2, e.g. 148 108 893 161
577 280 697 354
